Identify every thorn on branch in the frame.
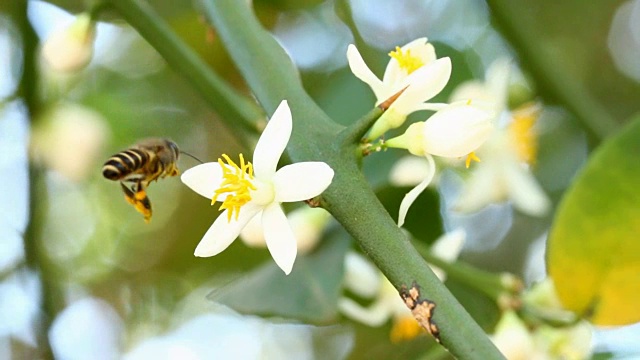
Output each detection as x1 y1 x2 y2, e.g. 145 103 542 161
379 86 409 112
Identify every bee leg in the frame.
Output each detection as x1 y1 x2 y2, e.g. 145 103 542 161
120 182 137 205
120 182 153 223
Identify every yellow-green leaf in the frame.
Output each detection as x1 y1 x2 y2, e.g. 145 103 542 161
548 116 640 325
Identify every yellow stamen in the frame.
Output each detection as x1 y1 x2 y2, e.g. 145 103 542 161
388 46 424 74
509 103 540 165
212 154 256 222
465 152 481 168
390 315 424 343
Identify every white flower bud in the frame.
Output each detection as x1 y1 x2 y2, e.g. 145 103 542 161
41 13 96 73
422 103 494 158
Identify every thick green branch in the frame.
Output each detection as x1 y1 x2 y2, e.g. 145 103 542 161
201 0 504 358
105 0 264 137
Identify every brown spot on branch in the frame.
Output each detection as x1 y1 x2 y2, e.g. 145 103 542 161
400 281 441 343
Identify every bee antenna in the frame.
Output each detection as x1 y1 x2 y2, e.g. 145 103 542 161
180 151 204 164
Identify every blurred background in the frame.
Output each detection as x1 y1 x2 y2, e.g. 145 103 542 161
1 0 639 359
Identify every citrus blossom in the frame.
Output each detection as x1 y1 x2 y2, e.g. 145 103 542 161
181 100 334 274
385 102 494 226
449 59 550 216
347 38 452 140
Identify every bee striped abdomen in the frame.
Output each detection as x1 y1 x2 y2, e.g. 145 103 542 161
102 149 150 180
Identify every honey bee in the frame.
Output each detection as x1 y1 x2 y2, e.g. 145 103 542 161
102 138 180 223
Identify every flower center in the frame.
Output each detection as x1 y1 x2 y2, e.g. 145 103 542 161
509 103 539 165
388 47 424 74
212 154 256 222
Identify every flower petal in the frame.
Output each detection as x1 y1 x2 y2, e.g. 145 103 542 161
393 57 452 114
398 155 435 227
347 44 386 100
194 203 263 257
423 103 494 158
486 58 512 113
253 100 292 180
431 228 466 262
428 228 466 281
337 297 391 327
389 155 433 187
453 162 505 213
505 162 550 216
273 162 334 202
288 207 331 254
343 252 382 298
262 203 297 275
239 214 266 248
181 162 224 199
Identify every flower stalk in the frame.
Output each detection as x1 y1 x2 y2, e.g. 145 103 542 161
410 238 523 306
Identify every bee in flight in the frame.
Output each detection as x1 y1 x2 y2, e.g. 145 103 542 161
102 138 181 223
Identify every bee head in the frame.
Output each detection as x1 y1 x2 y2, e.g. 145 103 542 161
167 140 180 160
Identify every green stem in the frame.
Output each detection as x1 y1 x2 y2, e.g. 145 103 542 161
14 0 39 116
24 168 59 360
485 0 619 141
200 1 504 358
88 1 109 20
12 1 56 357
104 0 265 140
411 239 520 303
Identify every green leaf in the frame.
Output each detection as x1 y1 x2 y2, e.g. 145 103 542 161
209 228 350 323
548 116 640 325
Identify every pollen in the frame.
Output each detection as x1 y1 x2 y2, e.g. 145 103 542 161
509 103 540 165
465 152 481 168
390 315 424 343
212 154 256 222
389 47 424 74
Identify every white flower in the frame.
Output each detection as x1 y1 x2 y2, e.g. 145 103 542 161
181 101 334 275
450 59 550 216
385 102 494 226
338 230 465 342
490 310 536 360
41 13 96 73
347 38 452 140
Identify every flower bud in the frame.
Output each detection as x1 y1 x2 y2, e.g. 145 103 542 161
41 13 96 73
